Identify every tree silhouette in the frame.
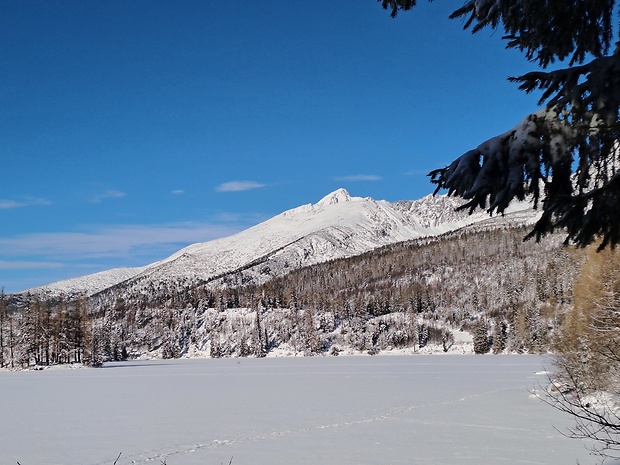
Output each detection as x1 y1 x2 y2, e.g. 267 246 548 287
380 0 620 249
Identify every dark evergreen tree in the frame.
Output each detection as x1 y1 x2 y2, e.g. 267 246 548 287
418 324 429 349
380 0 620 250
473 320 490 354
492 320 508 354
253 299 267 358
302 309 322 355
209 336 223 358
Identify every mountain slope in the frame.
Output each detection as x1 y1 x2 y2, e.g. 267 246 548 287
21 188 538 299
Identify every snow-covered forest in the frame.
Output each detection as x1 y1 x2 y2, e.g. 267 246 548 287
0 222 585 368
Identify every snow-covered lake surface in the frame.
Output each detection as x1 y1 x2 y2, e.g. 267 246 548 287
1 355 596 465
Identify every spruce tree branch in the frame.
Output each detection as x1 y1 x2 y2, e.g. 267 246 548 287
379 0 419 18
510 45 620 127
449 0 615 67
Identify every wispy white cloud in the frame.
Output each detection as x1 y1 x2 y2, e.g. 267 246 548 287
215 181 266 192
334 174 383 182
0 222 244 261
0 200 24 209
89 189 126 203
0 260 64 270
0 197 52 209
215 212 268 224
0 217 262 292
171 189 185 196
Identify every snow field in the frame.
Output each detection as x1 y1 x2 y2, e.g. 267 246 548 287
0 355 595 465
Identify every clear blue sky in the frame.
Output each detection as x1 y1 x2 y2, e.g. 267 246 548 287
1 0 543 293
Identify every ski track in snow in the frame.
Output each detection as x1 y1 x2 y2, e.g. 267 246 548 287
95 386 523 465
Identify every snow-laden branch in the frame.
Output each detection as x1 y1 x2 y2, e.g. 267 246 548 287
429 108 568 214
431 68 620 249
512 42 620 128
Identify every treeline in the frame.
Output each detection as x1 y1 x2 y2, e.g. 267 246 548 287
2 224 585 367
0 294 94 368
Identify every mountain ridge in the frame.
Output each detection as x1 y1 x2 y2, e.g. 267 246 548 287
19 188 538 299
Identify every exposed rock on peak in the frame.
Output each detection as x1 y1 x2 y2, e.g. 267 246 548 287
316 188 352 206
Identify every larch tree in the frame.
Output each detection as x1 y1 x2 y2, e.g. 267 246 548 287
380 0 620 250
549 244 620 460
472 319 490 354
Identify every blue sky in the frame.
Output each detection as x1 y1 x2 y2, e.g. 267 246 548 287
1 0 543 293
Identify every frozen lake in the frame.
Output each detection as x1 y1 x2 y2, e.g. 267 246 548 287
1 355 596 465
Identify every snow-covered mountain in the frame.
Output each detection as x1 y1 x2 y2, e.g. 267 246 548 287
21 188 538 299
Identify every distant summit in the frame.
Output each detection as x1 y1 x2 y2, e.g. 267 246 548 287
316 188 352 206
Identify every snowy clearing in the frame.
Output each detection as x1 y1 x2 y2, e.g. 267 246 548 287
1 355 597 465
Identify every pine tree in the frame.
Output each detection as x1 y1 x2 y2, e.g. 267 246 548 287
491 320 507 354
302 309 322 355
253 299 267 358
289 292 303 355
380 0 620 250
209 336 223 358
473 320 490 354
418 323 429 349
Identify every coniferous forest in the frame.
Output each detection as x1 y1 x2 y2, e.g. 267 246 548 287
0 222 585 368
